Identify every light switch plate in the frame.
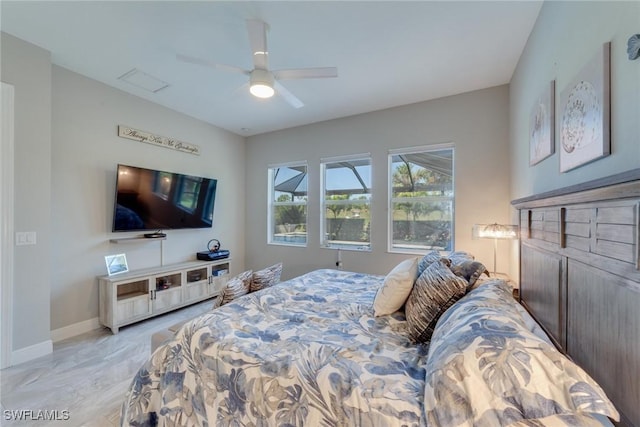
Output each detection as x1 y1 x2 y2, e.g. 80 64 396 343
15 231 36 246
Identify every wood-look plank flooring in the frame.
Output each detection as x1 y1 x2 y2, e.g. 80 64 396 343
0 300 213 426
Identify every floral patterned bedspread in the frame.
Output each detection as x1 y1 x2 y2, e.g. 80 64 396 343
121 269 430 427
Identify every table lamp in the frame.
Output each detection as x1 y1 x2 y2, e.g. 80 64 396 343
472 223 519 274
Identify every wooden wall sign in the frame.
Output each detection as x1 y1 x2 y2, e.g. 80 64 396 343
118 125 200 156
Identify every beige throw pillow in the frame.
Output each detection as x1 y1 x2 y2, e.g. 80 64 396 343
373 257 419 316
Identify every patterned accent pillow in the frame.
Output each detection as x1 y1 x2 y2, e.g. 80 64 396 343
423 281 619 427
416 250 442 278
373 257 419 316
212 270 252 309
405 258 468 343
449 260 489 289
250 262 283 293
446 250 475 265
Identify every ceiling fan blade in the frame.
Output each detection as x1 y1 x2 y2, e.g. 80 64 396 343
246 19 269 70
273 67 338 80
176 53 248 75
274 81 304 109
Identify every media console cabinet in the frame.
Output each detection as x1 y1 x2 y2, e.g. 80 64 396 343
98 259 230 334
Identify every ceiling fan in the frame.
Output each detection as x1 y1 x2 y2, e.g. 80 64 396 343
177 19 338 108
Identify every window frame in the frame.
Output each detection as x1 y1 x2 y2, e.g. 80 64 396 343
267 161 308 247
320 153 372 252
387 143 455 254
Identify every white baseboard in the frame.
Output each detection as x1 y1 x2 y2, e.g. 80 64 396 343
11 339 52 366
50 317 101 343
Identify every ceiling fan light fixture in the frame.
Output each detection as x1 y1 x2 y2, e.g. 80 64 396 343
250 83 274 98
249 69 275 98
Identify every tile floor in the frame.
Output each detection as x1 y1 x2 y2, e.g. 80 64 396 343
0 300 212 426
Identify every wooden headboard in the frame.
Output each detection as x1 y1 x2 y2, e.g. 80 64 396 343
512 169 640 427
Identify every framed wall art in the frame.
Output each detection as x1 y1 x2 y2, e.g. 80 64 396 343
559 42 610 173
529 80 555 166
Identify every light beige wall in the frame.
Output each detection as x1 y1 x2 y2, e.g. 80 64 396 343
51 66 246 331
0 33 52 351
510 1 640 198
246 86 512 280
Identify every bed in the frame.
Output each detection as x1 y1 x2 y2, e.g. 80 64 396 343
121 170 639 427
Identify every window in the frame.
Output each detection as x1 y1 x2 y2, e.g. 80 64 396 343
268 162 308 246
389 145 454 253
321 154 371 250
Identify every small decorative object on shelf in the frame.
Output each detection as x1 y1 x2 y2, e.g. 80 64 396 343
105 253 128 276
197 238 230 261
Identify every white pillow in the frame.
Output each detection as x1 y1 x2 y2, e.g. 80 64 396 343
373 257 419 316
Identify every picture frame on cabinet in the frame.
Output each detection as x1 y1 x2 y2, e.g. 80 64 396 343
105 253 129 276
559 42 611 173
529 80 555 166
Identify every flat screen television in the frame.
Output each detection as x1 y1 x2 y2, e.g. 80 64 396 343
112 164 217 232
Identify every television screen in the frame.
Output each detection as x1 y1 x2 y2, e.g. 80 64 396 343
112 164 217 232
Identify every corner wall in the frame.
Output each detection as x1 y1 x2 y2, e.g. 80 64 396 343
246 86 513 280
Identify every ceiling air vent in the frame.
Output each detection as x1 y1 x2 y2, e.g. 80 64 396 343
118 68 169 93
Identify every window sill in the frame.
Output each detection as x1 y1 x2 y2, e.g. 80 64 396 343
267 242 307 248
321 244 371 252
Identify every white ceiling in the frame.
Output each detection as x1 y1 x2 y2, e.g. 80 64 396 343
1 1 542 136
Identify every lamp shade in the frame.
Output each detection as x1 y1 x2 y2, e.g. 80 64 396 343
472 223 518 240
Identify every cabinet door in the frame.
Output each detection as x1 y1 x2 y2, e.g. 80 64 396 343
153 287 182 312
115 279 152 325
184 266 209 302
152 271 183 313
117 294 152 324
210 275 229 296
210 263 230 296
